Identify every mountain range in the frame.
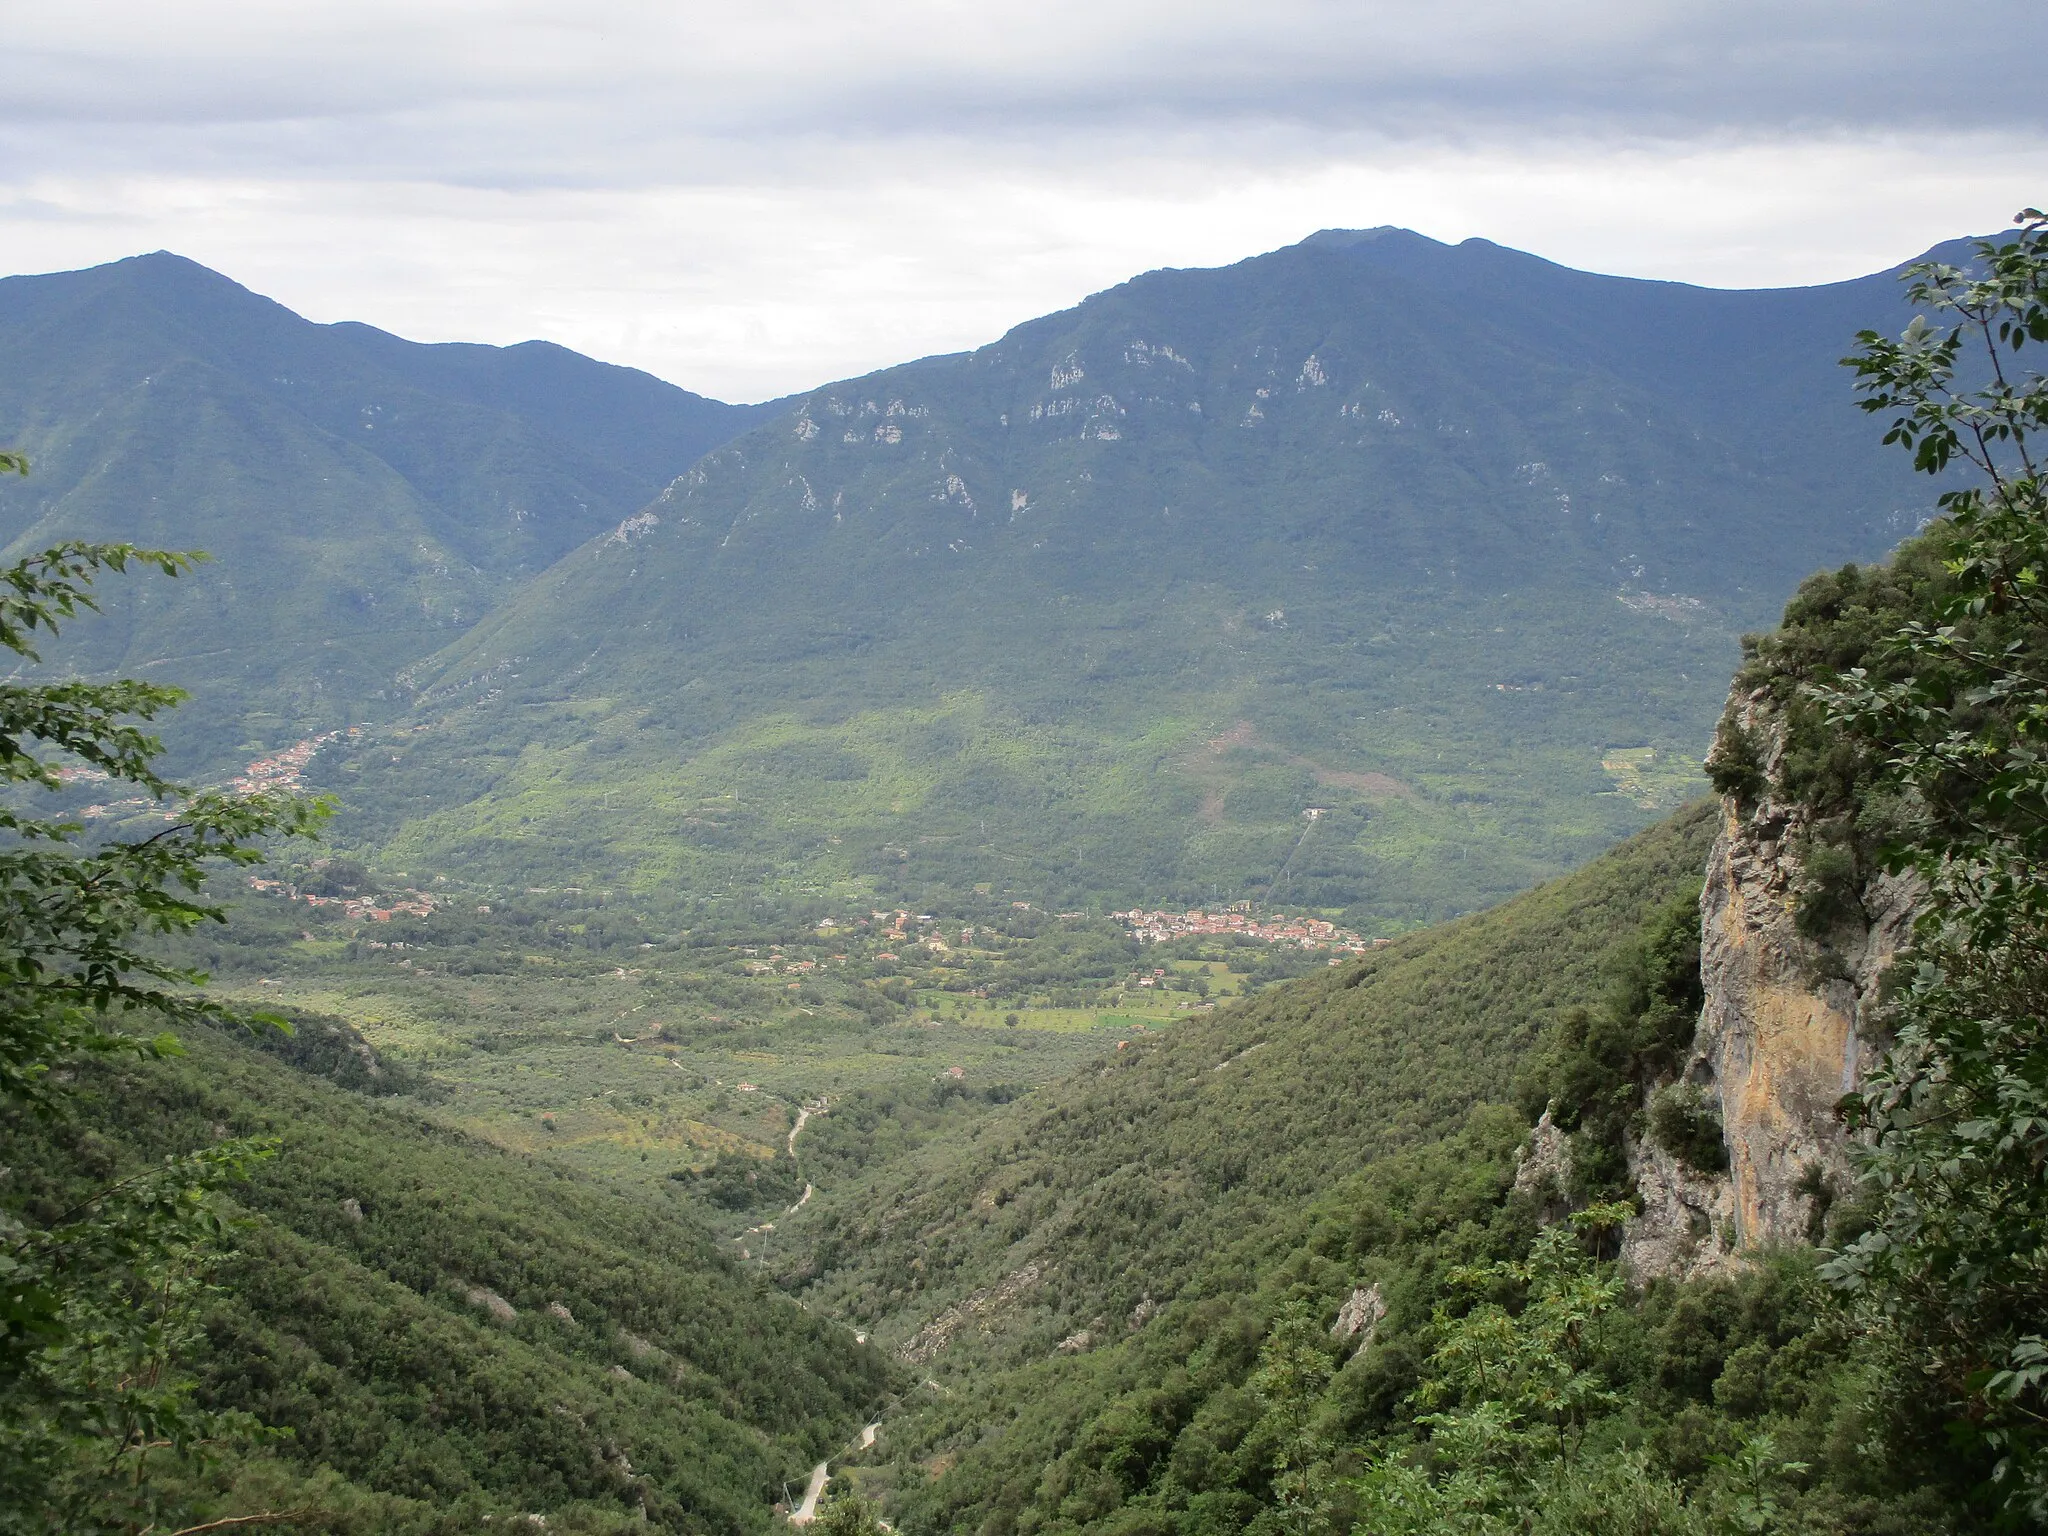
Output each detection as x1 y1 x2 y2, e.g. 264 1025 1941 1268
0 252 772 766
1 231 1958 925
324 228 1945 924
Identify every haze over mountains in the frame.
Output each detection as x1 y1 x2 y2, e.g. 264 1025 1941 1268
0 230 1954 925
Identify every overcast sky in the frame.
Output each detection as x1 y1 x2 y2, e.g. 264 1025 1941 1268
6 2 2045 401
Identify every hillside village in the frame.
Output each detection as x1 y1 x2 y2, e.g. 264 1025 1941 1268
244 874 443 923
229 728 359 797
1113 905 1381 952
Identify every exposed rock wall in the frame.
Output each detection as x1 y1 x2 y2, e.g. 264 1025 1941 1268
1330 1284 1386 1353
1624 689 1918 1278
1513 1111 1573 1220
1620 1133 1741 1281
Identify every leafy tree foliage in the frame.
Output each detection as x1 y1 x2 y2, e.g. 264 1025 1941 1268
1808 211 2048 1518
883 1100 1962 1536
0 1141 282 1536
815 1489 890 1536
1643 1084 1728 1176
0 541 321 1109
0 524 323 1530
1348 1206 1637 1533
683 1148 806 1212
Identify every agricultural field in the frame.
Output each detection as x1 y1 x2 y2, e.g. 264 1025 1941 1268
181 870 1340 1254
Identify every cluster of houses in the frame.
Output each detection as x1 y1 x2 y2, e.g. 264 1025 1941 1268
245 875 440 924
1113 906 1383 952
740 953 823 977
229 727 361 798
64 728 366 823
233 731 448 922
76 795 159 821
868 910 980 952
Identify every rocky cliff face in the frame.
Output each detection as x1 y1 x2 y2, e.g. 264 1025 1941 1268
1622 688 1918 1279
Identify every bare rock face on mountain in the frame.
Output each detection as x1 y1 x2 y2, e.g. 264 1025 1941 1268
1624 690 1917 1277
1512 1111 1573 1217
1330 1284 1387 1353
1620 1133 1741 1281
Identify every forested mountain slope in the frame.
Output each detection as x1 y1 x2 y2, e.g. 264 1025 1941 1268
3 1020 893 1532
774 804 1717 1364
765 800 1970 1534
339 231 1954 923
0 253 772 771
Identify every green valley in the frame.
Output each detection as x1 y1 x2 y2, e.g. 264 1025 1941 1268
771 806 1720 1358
6 215 2041 1536
177 870 1340 1219
5 1026 895 1531
315 228 1951 927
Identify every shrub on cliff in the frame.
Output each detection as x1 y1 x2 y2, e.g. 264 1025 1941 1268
1810 210 2048 1521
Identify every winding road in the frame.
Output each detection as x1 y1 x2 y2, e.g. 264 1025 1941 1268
764 1097 876 1529
788 1422 881 1525
785 1099 823 1213
788 1098 823 1155
790 1460 830 1525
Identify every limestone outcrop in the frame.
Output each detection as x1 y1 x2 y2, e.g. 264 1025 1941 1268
1512 1111 1573 1219
1619 1132 1740 1280
1330 1284 1386 1353
1622 688 1919 1277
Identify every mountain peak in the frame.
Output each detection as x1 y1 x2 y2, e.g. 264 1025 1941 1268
0 248 284 331
1296 225 1447 252
118 249 233 278
64 249 270 305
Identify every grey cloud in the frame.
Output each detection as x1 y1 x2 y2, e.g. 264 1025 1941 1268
3 0 2038 400
6 1 2041 190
